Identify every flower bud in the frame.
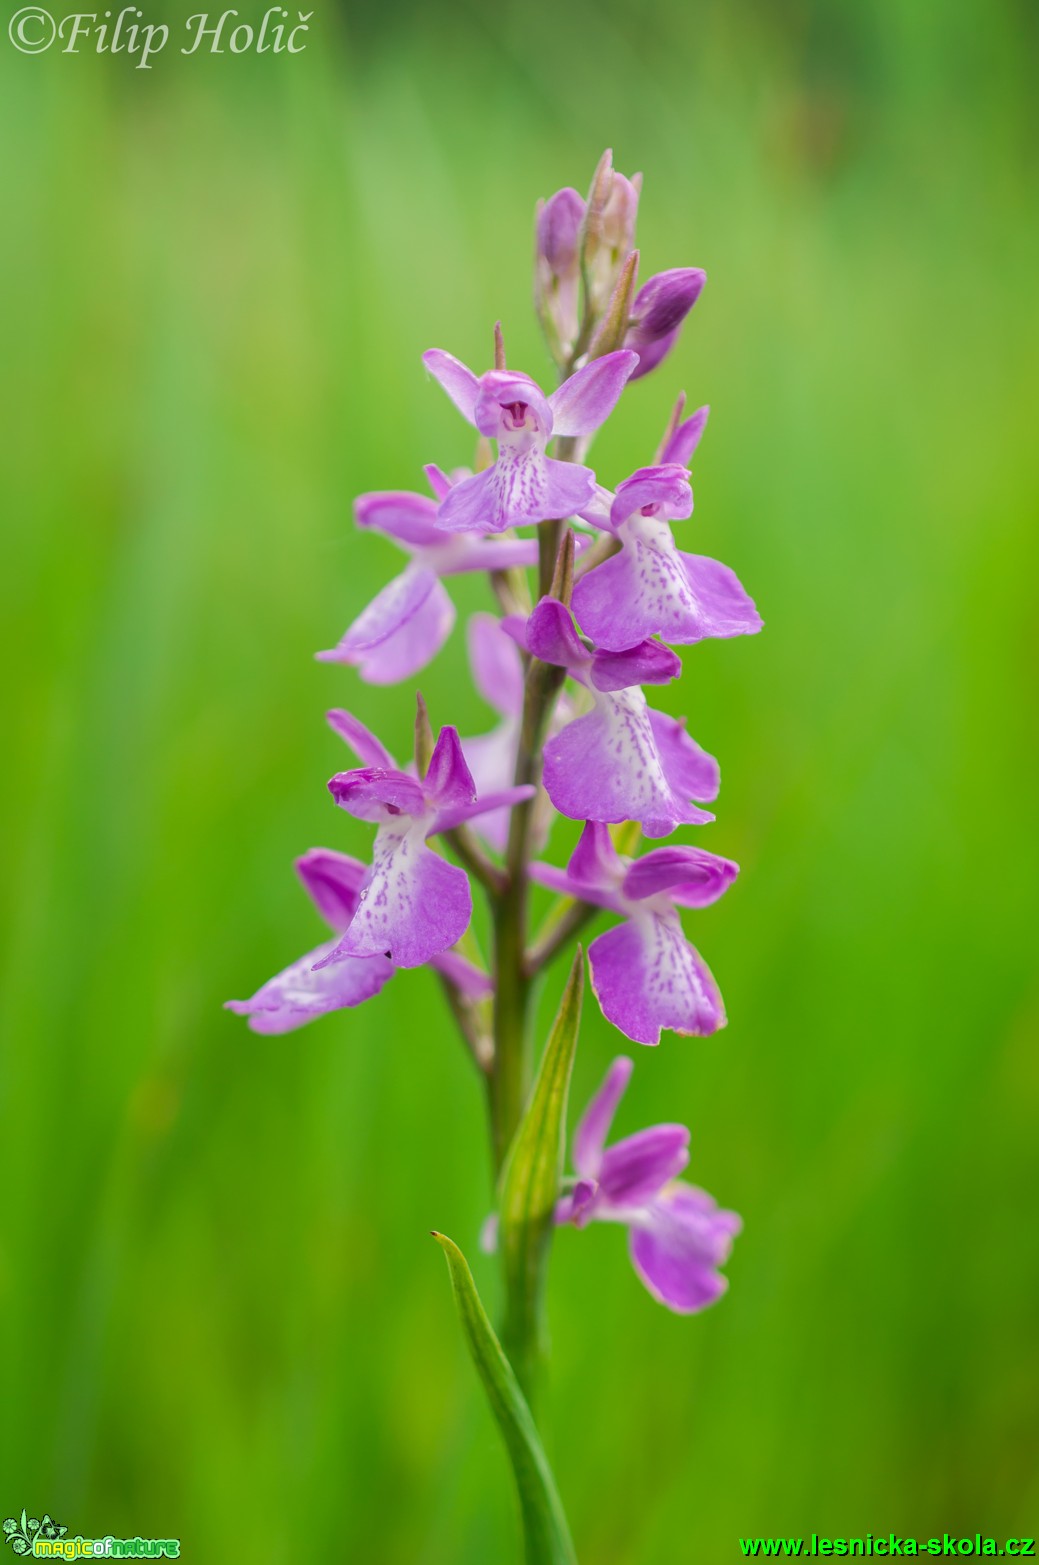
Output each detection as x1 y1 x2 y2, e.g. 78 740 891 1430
534 186 586 364
583 154 641 319
625 266 706 380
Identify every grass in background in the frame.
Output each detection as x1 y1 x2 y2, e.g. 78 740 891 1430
1 1 1037 1559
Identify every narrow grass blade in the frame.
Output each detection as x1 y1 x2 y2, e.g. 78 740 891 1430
433 1232 578 1565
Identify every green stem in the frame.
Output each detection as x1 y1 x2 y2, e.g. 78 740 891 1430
489 629 565 1171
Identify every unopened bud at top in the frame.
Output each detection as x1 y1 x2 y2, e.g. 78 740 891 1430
582 151 641 319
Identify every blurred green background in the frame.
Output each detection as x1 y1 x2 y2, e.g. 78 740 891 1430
2 0 1037 1558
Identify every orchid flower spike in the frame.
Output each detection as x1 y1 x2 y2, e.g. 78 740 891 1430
533 822 737 1043
506 598 720 838
572 462 762 652
422 348 638 535
318 466 540 684
558 1056 741 1312
318 712 533 969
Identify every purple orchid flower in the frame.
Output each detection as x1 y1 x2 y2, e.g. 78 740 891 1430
225 849 394 1034
422 349 638 534
318 714 533 969
226 847 491 1034
533 821 736 1043
572 461 762 652
506 598 719 838
317 466 540 684
558 1056 740 1311
625 267 706 380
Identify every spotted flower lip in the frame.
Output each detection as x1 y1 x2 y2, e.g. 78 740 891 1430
422 348 639 534
557 1056 741 1311
319 719 534 969
506 598 720 837
316 466 540 684
572 463 762 652
532 821 736 1043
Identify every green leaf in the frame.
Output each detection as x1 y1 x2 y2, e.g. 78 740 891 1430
433 1232 577 1565
498 948 584 1405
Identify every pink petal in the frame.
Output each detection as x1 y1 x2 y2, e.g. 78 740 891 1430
542 688 716 836
423 348 480 425
660 404 709 468
621 845 738 909
598 1124 690 1206
626 269 706 382
226 936 392 1034
524 596 589 674
609 466 693 529
317 566 455 684
468 613 525 717
573 1055 633 1179
648 710 720 816
528 859 624 914
541 458 599 520
460 724 519 852
434 783 535 835
355 489 442 548
295 847 370 933
437 535 541 576
328 768 427 824
429 948 494 999
423 463 454 501
681 552 763 638
325 710 396 769
628 1182 740 1313
627 326 681 380
549 350 639 438
576 483 616 532
588 914 726 1045
424 725 477 814
590 640 681 692
556 1178 599 1228
320 824 472 969
434 467 499 534
567 819 622 890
